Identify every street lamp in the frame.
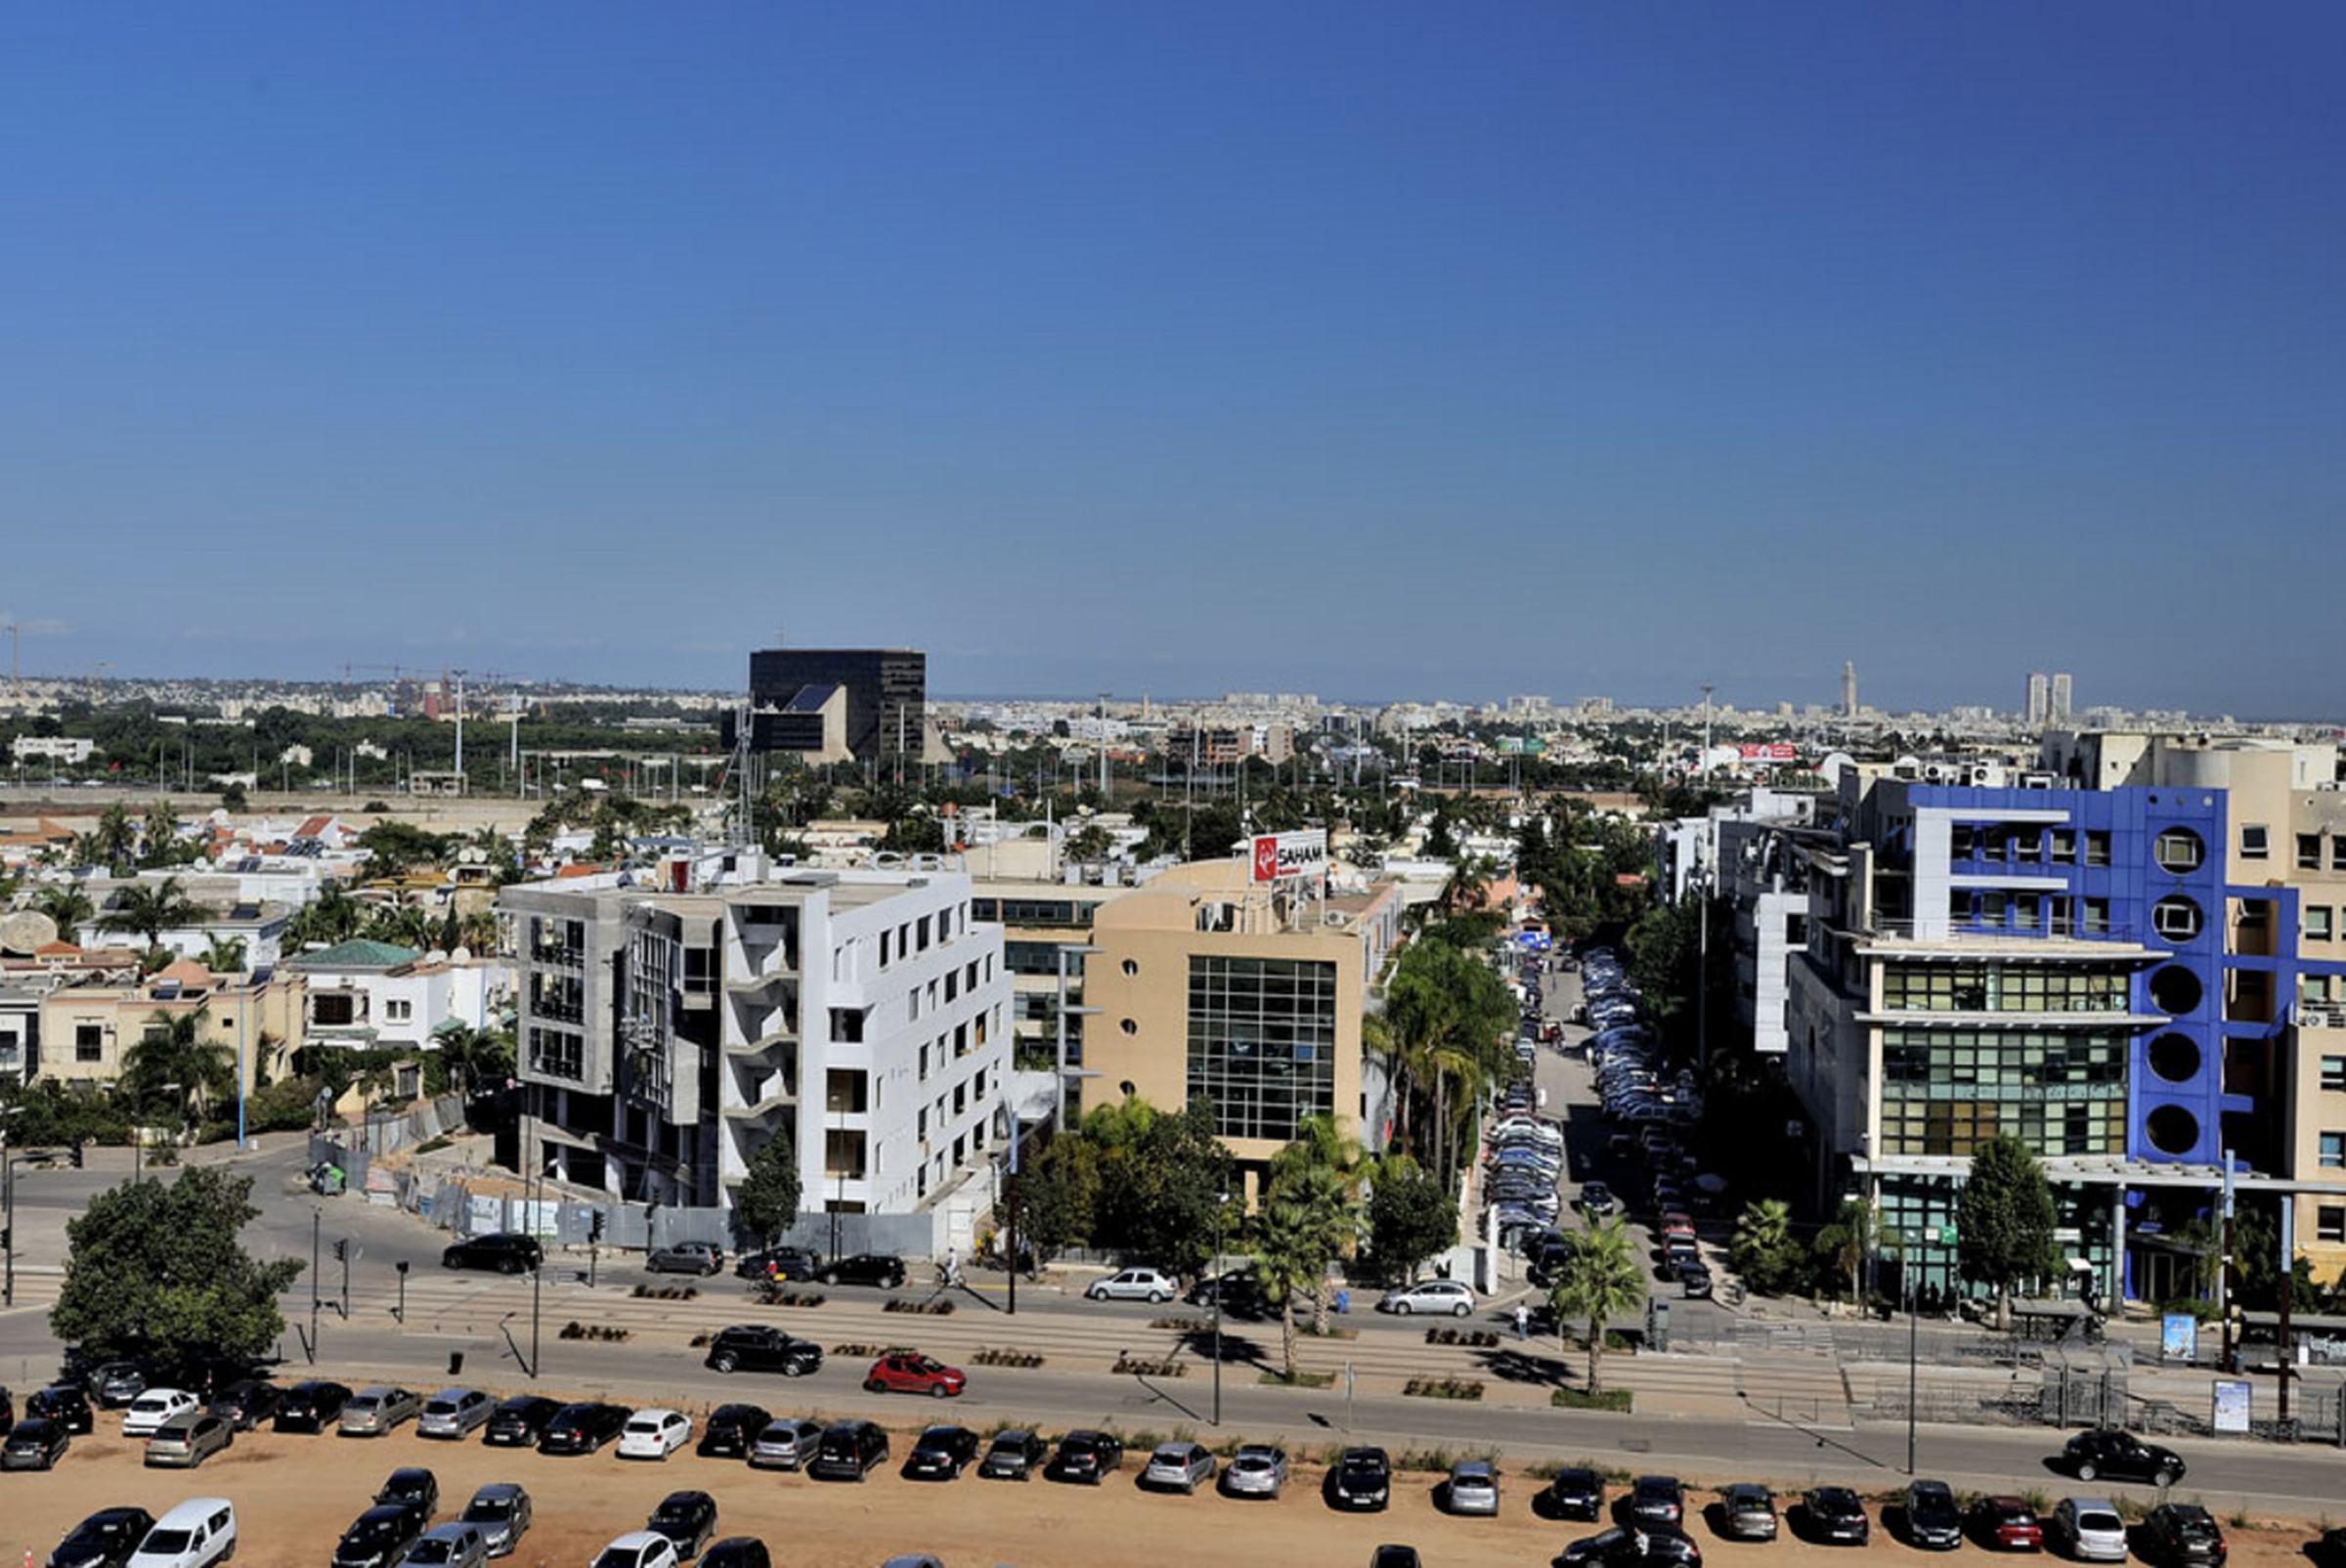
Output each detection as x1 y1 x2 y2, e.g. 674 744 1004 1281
1212 1189 1231 1425
3 1104 25 1309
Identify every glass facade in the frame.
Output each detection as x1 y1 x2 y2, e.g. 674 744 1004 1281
1881 1027 2126 1156
1883 963 2129 1014
1186 955 1337 1143
1878 1174 2112 1297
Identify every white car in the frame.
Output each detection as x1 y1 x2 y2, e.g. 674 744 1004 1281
1086 1267 1178 1303
123 1390 198 1437
616 1408 691 1460
128 1500 237 1568
588 1534 678 1568
2053 1498 2130 1562
1375 1280 1477 1318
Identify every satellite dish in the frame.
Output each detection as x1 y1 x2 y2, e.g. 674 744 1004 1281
423 948 448 963
0 910 60 955
450 945 472 963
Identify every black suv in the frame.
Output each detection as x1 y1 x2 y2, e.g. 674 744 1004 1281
481 1395 562 1447
539 1402 629 1456
442 1234 542 1274
209 1379 282 1431
2064 1427 2186 1487
808 1419 889 1481
1327 1447 1393 1511
816 1252 906 1288
736 1246 822 1282
333 1503 428 1568
1901 1481 1962 1550
697 1403 771 1459
1802 1488 1871 1546
2144 1504 2227 1567
1542 1466 1604 1521
903 1424 978 1480
46 1507 153 1568
26 1384 95 1435
704 1325 823 1377
274 1379 354 1433
1050 1430 1124 1485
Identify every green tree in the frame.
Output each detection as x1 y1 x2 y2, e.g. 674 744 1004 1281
1956 1135 2060 1327
139 799 185 868
1007 1130 1102 1265
287 882 365 948
1366 1154 1458 1283
32 883 95 939
359 820 455 880
1267 1118 1368 1331
97 874 203 952
125 1007 236 1133
1250 1181 1325 1382
198 934 247 974
436 1024 514 1097
51 1166 304 1369
1547 1217 1646 1395
1085 1097 1235 1275
734 1133 804 1251
1063 823 1114 862
1729 1198 1803 1296
1813 1195 1898 1302
77 803 138 872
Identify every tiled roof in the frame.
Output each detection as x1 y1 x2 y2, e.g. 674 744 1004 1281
288 937 422 970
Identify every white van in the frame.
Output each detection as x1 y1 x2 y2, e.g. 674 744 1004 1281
129 1499 238 1568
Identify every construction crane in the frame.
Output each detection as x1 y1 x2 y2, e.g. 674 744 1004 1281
0 613 56 701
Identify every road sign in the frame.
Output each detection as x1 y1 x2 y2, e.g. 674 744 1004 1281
1936 1226 1958 1246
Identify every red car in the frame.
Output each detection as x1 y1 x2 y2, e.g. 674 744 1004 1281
863 1353 966 1399
1661 1212 1697 1241
1968 1496 2044 1551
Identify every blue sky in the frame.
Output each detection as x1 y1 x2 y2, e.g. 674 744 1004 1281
4 4 2340 714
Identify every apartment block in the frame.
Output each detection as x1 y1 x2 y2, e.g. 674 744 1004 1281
738 648 928 765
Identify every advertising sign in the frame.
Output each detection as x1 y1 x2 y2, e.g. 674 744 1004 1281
1248 829 1328 884
2161 1313 2199 1364
1738 742 1800 762
2210 1378 2251 1434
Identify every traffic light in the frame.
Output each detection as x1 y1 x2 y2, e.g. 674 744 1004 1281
2 1227 12 1251
331 1239 348 1264
588 1212 605 1244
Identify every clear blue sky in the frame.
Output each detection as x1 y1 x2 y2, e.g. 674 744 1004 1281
5 3 2340 715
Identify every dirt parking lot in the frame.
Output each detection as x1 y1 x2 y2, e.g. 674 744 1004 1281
0 1420 2327 1568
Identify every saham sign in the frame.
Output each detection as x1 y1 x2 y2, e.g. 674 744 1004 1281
1248 829 1328 885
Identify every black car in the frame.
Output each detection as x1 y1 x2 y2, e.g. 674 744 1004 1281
1050 1429 1124 1485
902 1424 978 1480
2144 1505 2227 1567
539 1402 630 1456
484 1395 564 1448
376 1467 441 1515
2 1417 71 1470
2064 1427 2186 1487
333 1503 429 1568
90 1361 150 1408
1327 1446 1393 1511
647 1241 725 1277
1903 1481 1963 1550
700 1542 769 1568
1185 1272 1266 1315
815 1252 905 1288
1802 1488 1871 1546
807 1419 889 1481
442 1234 543 1274
47 1508 154 1568
978 1428 1048 1481
275 1379 355 1433
703 1325 823 1377
735 1246 822 1282
1542 1466 1605 1521
1630 1476 1686 1528
208 1379 282 1431
27 1384 94 1434
1372 1550 1422 1568
646 1492 718 1558
1557 1526 1703 1568
697 1404 771 1459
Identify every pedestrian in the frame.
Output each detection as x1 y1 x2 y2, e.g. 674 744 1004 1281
1513 1301 1530 1340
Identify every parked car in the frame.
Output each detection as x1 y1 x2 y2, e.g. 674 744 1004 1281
418 1388 496 1440
735 1246 821 1282
1086 1267 1179 1303
1142 1441 1216 1494
128 1500 237 1568
1375 1280 1476 1317
1185 1272 1266 1314
644 1492 717 1558
699 1543 768 1568
46 1507 154 1568
29 1383 96 1435
274 1379 354 1434
1718 1485 1779 1541
806 1419 889 1482
539 1402 630 1456
703 1326 822 1376
1803 1488 1872 1546
341 1387 421 1437
816 1252 906 1288
862 1352 965 1397
400 1525 488 1568
4 1416 72 1470
1444 1459 1500 1516
618 1408 692 1460
1904 1481 1964 1550
145 1413 233 1469
376 1468 441 1515
2143 1504 2226 1567
334 1503 429 1568
2064 1428 2186 1487
902 1425 979 1481
1678 1264 1715 1299
588 1534 679 1568
1556 1526 1704 1568
91 1362 151 1409
1969 1496 2045 1552
483 1396 563 1448
1220 1443 1288 1499
441 1234 541 1274
123 1390 197 1438
1541 1466 1604 1522
747 1417 824 1471
458 1485 533 1560
695 1404 770 1459
1370 1549 1422 1568
1050 1429 1124 1485
204 1380 279 1431
1576 1183 1617 1217
979 1428 1049 1481
1327 1447 1393 1511
1630 1476 1686 1528
647 1241 725 1277
2051 1499 2130 1564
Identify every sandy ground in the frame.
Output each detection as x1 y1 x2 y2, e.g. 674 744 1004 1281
0 1421 2328 1568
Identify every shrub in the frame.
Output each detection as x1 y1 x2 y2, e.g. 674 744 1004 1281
631 1284 699 1301
1115 1354 1186 1377
1550 1387 1633 1412
1424 1328 1499 1347
1404 1377 1485 1401
883 1297 956 1316
972 1347 1046 1369
558 1322 630 1342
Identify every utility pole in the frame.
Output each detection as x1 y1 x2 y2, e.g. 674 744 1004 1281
2279 1198 2296 1426
310 1209 322 1353
1699 684 1715 775
1212 1191 1229 1424
453 669 466 781
2217 1149 2237 1373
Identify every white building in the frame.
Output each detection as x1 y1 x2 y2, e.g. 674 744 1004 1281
286 938 514 1055
11 737 98 764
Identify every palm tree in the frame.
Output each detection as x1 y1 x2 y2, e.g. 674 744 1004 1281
1251 1185 1325 1384
1547 1217 1646 1396
287 882 364 948
364 902 435 949
139 799 183 867
1814 1195 1897 1303
1730 1198 1797 1295
437 1024 515 1097
124 1006 235 1133
97 875 203 953
32 883 95 940
199 934 247 974
79 804 138 872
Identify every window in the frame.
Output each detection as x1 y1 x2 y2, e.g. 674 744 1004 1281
831 1007 865 1042
1186 955 1338 1143
75 1023 104 1063
2323 1133 2346 1170
314 991 359 1026
2151 896 2203 940
2084 831 2111 867
2334 836 2346 870
527 1026 583 1081
385 998 413 1023
1878 1026 2128 1157
2324 1057 2346 1093
2049 829 2076 864
2237 899 2270 932
2151 827 2204 874
944 969 959 1003
2322 1207 2346 1245
2242 824 2270 860
2301 834 2325 870
880 930 891 967
917 915 932 951
2310 907 2334 942
2081 898 2110 936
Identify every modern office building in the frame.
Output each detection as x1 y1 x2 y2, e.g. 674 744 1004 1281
2024 673 2052 728
739 648 928 765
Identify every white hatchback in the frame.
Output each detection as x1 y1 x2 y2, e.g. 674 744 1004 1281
1085 1268 1178 1303
616 1408 691 1460
2054 1498 2130 1563
588 1534 677 1568
123 1390 197 1438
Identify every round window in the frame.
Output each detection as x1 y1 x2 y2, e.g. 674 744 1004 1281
2151 895 2203 942
1119 1018 1137 1036
2146 1033 2200 1084
2152 827 2205 875
2146 1105 2199 1157
2148 965 2202 1017
1121 959 1138 978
